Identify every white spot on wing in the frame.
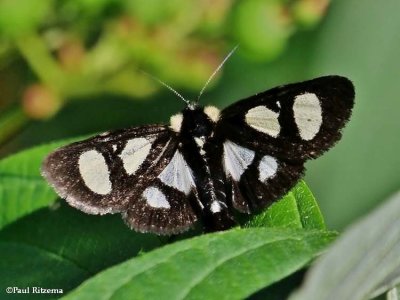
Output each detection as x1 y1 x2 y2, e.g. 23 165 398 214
158 151 195 195
258 155 278 182
204 106 220 122
78 150 112 195
223 140 255 181
170 113 183 132
143 186 170 209
293 93 322 141
245 105 280 137
210 201 222 213
119 137 153 175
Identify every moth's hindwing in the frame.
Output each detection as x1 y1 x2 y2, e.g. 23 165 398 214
221 139 305 213
122 149 200 235
42 125 198 234
217 76 355 161
122 179 199 235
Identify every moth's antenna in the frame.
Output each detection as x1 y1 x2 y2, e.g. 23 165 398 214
141 71 190 105
197 45 238 103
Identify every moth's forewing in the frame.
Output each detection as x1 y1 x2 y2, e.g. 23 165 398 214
217 76 355 161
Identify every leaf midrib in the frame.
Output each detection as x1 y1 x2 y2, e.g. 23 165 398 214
176 236 307 300
109 231 318 300
0 172 45 182
1 240 92 276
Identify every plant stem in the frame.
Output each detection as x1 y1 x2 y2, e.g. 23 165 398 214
0 106 29 147
14 33 66 93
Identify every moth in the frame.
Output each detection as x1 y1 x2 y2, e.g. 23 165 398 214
42 75 354 235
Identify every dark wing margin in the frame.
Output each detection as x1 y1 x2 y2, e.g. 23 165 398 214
216 76 355 161
42 124 199 235
42 125 172 214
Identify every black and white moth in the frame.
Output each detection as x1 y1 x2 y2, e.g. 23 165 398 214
42 76 354 235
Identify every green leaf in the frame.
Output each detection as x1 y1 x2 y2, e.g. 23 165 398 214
245 180 326 230
0 203 162 296
0 138 80 229
0 241 87 297
289 191 400 300
64 228 335 300
250 269 306 300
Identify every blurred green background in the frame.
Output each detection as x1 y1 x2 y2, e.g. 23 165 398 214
0 0 399 230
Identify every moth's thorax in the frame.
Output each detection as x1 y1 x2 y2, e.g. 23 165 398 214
169 105 220 139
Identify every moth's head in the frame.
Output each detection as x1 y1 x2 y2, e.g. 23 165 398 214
169 105 220 137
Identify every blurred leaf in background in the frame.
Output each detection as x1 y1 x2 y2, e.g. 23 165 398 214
289 191 400 300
